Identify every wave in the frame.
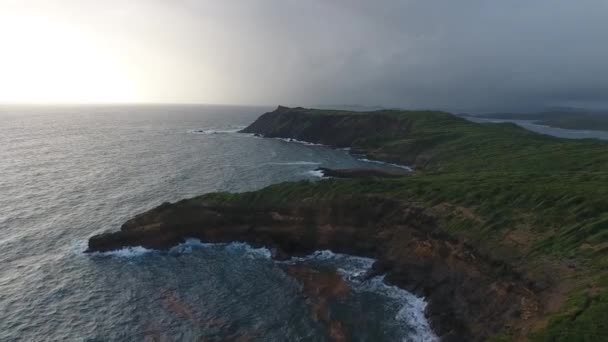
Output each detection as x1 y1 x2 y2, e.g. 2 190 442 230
69 239 156 258
171 239 272 259
91 246 156 258
274 137 325 146
168 238 217 255
167 239 272 259
81 240 435 339
366 276 437 342
304 170 326 178
84 239 273 260
285 250 437 342
189 126 246 135
224 242 272 259
67 239 89 255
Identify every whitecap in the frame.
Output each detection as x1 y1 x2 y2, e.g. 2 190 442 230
275 137 325 146
363 276 438 342
168 238 216 255
189 126 246 135
304 170 326 178
285 250 438 341
225 242 272 259
92 246 156 258
67 239 89 256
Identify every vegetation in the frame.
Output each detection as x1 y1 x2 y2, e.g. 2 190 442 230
218 108 608 340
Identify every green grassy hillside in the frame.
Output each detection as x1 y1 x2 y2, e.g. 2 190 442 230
237 107 608 340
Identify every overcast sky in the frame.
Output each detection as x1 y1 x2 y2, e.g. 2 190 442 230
1 0 607 111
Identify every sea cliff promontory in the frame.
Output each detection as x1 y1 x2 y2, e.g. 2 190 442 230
88 106 608 341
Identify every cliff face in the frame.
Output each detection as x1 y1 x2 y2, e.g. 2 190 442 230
241 106 415 165
88 195 539 341
242 106 409 147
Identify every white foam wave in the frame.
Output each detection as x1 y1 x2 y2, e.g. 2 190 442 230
357 158 413 171
86 239 272 260
275 137 325 146
225 242 272 259
286 250 437 341
93 246 156 258
189 126 246 135
365 276 437 342
70 239 155 258
304 170 326 178
283 250 373 267
168 238 216 255
67 239 89 255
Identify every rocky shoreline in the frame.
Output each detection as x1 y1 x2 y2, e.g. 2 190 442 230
315 167 409 179
87 106 567 341
88 194 541 341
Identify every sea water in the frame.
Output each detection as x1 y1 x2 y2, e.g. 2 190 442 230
0 104 435 341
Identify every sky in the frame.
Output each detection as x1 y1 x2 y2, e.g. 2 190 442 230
0 0 607 112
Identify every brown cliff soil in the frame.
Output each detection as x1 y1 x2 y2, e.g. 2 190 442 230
286 266 351 342
88 195 549 341
91 106 608 340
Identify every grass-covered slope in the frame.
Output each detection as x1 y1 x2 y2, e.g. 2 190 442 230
240 106 608 341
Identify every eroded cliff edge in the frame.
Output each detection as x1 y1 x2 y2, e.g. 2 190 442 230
89 106 608 341
88 194 538 341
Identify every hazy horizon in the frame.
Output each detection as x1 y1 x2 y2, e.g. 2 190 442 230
2 1 608 112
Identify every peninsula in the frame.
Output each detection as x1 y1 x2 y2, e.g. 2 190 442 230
88 106 608 341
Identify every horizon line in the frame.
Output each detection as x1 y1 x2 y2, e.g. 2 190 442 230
0 101 278 107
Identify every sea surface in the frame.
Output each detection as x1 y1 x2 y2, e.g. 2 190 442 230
464 116 608 140
0 105 436 342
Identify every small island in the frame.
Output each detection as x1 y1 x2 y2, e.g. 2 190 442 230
88 106 608 341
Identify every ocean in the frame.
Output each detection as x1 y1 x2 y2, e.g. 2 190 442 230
0 105 436 341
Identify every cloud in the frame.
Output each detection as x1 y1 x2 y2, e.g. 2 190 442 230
2 0 608 110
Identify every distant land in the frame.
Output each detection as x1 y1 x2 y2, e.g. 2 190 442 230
89 106 608 341
466 108 608 131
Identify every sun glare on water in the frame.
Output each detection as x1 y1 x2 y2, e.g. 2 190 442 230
0 14 141 104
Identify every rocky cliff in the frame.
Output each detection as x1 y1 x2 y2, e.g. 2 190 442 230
89 107 608 341
88 194 539 341
241 106 419 166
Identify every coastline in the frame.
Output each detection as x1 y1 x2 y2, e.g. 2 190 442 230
86 192 538 341
88 106 608 341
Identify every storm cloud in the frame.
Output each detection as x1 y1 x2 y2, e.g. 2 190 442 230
3 0 608 111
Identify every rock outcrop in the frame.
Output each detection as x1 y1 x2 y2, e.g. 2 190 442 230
241 106 417 166
87 106 591 340
88 196 540 341
315 167 408 178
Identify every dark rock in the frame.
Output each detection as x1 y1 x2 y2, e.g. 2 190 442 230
315 167 408 179
240 106 415 166
87 195 540 341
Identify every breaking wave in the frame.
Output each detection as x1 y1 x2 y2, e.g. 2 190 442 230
275 137 325 146
188 126 246 135
285 250 438 342
304 169 326 178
